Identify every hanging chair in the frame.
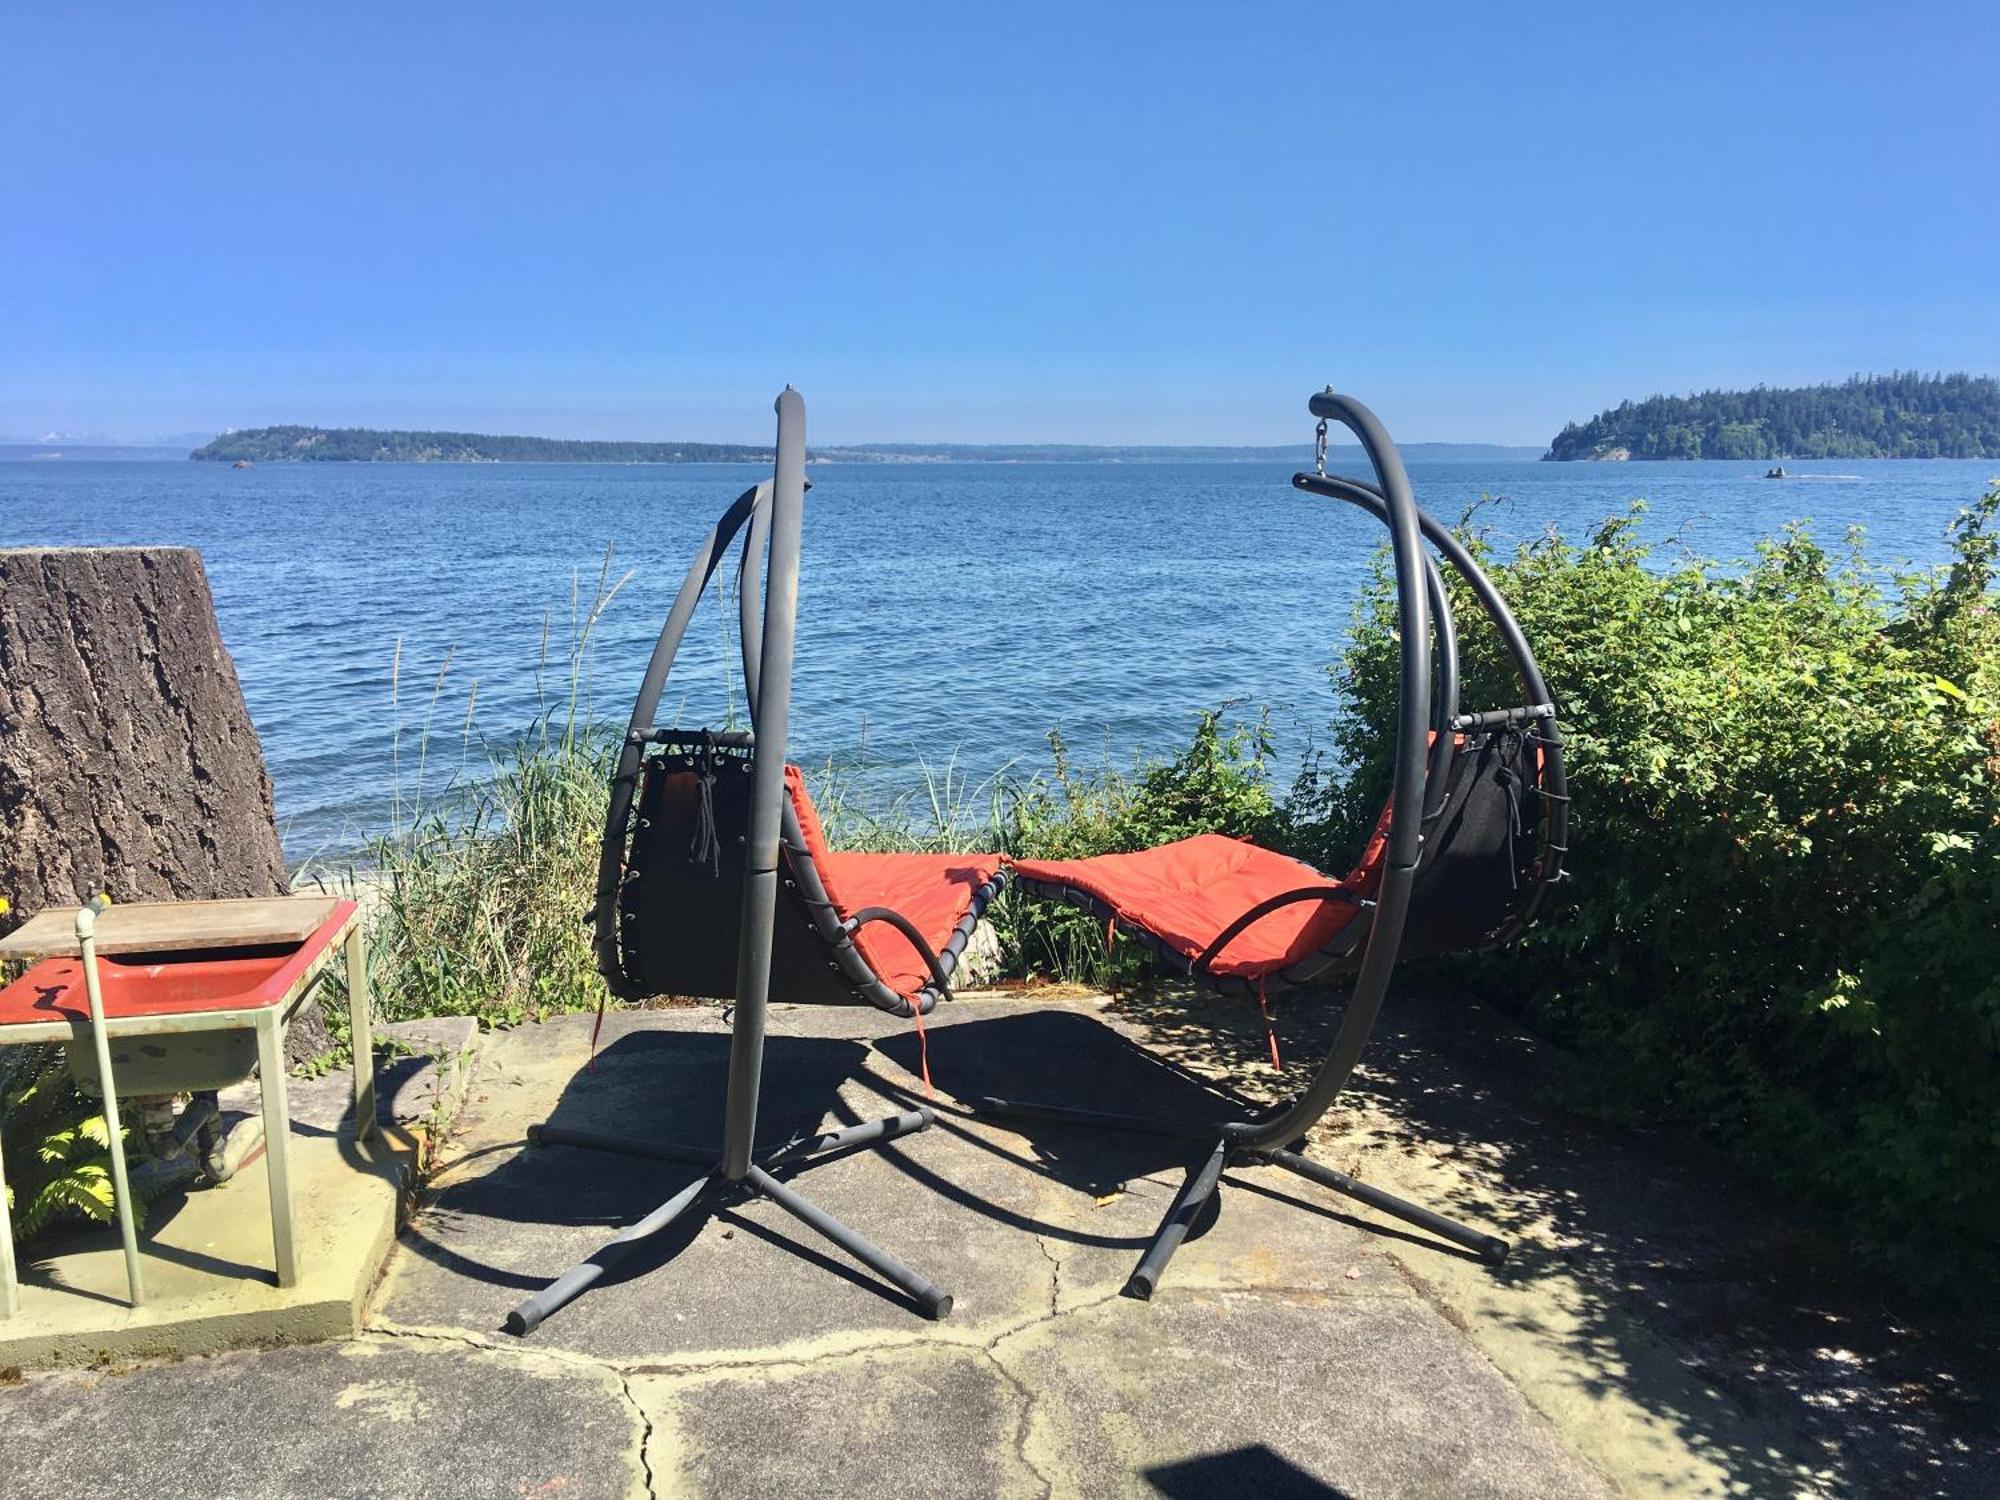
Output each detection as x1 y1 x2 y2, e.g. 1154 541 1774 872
509 389 1006 1335
977 388 1569 1297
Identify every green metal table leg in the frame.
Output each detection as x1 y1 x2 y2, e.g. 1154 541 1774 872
344 922 376 1142
0 1114 17 1317
78 901 145 1308
256 1013 299 1288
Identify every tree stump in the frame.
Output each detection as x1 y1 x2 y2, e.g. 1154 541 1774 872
0 547 329 1063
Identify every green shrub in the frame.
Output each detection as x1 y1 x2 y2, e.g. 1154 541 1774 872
1332 485 2000 1299
0 1046 125 1241
359 720 613 1028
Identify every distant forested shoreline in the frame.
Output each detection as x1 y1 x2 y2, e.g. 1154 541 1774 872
191 427 776 464
1544 372 2000 461
189 427 1541 465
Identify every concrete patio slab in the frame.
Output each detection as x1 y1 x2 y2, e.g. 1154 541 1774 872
992 1290 1608 1500
0 1019 479 1371
12 985 1990 1496
0 1334 646 1499
367 996 1613 1498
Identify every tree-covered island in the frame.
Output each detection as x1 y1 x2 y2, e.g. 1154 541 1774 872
191 427 778 463
1544 371 2000 460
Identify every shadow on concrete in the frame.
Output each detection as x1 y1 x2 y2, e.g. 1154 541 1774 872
875 1006 1505 1275
395 1009 1285 1331
876 1008 1243 1198
1145 1443 1354 1498
1108 975 2000 1498
394 1029 949 1320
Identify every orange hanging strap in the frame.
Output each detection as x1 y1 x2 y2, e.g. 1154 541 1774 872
1105 917 1117 952
1257 977 1282 1072
587 990 608 1073
912 1000 934 1100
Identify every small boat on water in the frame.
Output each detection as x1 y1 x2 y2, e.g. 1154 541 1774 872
1764 466 1863 481
232 459 254 469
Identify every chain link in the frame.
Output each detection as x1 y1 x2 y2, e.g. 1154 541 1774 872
1313 418 1328 477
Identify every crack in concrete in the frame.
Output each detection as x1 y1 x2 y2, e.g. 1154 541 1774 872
1033 1233 1062 1318
621 1329 948 1381
614 1365 661 1500
360 1323 659 1500
363 1218 1176 1500
982 1344 1056 1500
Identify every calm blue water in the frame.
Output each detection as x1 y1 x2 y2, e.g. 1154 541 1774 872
3 456 1990 859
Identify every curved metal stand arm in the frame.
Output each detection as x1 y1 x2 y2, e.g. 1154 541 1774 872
1226 392 1432 1155
592 480 771 978
738 479 773 716
1293 469 1570 911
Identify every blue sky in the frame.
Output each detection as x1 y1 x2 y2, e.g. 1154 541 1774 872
4 2 1995 445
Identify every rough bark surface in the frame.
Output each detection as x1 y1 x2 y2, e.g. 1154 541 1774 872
0 547 329 1061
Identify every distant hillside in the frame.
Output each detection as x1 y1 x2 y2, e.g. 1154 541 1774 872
1545 372 2000 461
816 441 1540 463
192 427 1540 466
192 427 775 464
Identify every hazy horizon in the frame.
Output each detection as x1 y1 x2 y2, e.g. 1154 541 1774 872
0 426 1548 454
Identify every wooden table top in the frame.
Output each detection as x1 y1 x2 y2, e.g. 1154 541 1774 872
0 895 349 960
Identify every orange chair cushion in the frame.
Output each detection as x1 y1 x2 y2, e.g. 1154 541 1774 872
784 767 1003 997
1011 818 1389 980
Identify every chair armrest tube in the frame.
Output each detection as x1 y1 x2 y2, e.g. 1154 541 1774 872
1190 886 1359 976
845 907 957 1000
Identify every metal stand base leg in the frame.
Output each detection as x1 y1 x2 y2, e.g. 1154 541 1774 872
507 1168 718 1335
972 1096 1225 1143
762 1108 934 1167
510 1109 954 1332
527 1124 716 1166
1127 1138 1230 1300
986 1109 1510 1299
746 1165 953 1319
1251 1147 1510 1264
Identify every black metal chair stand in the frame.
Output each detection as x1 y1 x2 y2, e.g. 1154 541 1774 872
968 1095 1507 1301
506 1105 950 1334
976 388 1565 1297
507 388 958 1334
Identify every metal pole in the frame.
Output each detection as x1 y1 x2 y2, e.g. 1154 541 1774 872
1128 1137 1230 1300
720 387 807 1180
345 921 377 1142
744 1164 953 1318
255 1011 299 1287
505 1168 717 1335
0 1083 18 1316
77 897 145 1307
